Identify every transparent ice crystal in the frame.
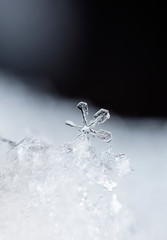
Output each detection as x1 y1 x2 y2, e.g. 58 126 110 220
66 102 112 143
0 102 132 240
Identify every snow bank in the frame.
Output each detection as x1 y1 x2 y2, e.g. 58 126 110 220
0 73 167 239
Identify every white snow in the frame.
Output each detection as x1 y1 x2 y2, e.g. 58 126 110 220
0 72 167 239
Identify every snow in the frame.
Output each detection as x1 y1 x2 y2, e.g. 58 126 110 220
0 72 167 239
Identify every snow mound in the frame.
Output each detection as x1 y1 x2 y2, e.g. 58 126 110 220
0 134 132 240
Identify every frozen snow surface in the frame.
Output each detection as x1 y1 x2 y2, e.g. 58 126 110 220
0 72 167 240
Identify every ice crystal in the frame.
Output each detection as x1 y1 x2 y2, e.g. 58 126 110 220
0 102 132 240
66 102 112 143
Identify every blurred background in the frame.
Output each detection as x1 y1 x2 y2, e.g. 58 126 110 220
0 2 166 117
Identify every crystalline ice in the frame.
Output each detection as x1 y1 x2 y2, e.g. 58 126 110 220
94 129 112 142
92 109 110 125
0 102 132 240
77 102 88 125
65 120 76 127
66 102 112 143
98 176 117 191
112 153 131 177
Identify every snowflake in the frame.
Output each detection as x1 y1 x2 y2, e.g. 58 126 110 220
65 102 112 143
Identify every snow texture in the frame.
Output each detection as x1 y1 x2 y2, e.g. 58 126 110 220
0 99 131 239
0 72 167 240
0 135 132 240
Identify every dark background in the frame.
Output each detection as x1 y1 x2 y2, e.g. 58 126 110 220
0 1 166 117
